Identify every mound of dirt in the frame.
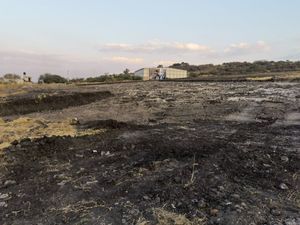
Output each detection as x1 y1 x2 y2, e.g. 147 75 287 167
0 91 113 116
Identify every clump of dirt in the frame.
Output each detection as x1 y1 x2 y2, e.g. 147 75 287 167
78 119 146 131
0 91 113 116
79 119 130 130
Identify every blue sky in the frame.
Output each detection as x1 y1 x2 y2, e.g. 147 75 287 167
0 0 300 79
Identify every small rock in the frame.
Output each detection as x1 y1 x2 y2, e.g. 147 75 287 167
174 176 181 183
210 208 219 216
143 195 150 200
271 209 282 216
236 208 242 213
197 199 206 208
279 183 289 190
284 218 300 225
92 150 98 153
191 199 198 204
234 204 242 209
224 201 232 206
263 163 271 168
241 202 247 208
218 186 225 191
0 194 9 200
101 151 111 156
155 197 160 203
281 156 289 162
232 194 240 199
4 180 16 187
70 118 80 125
75 154 84 158
57 180 68 186
11 140 18 146
0 202 8 208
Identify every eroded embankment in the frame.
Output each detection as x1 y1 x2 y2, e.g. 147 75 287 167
0 91 113 116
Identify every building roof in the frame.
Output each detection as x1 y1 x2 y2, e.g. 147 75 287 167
134 67 187 73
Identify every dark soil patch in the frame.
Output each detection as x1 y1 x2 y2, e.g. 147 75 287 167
0 91 113 116
78 119 133 130
0 121 299 225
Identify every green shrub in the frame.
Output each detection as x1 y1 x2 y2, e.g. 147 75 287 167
38 73 68 84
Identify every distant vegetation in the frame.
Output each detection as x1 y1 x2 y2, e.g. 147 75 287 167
0 73 22 84
38 73 68 84
70 69 142 83
170 61 300 77
3 74 21 80
84 74 142 83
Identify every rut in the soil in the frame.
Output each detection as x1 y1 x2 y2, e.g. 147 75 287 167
0 91 113 116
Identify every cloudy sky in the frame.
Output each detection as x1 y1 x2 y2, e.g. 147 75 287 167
0 0 300 80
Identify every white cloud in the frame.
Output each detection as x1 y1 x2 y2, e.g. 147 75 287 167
0 50 127 80
103 56 144 64
153 60 177 66
224 41 270 54
99 40 213 54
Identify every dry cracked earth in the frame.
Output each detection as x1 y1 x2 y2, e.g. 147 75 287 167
0 81 299 225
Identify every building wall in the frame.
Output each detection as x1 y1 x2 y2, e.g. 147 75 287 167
134 68 150 80
144 68 150 80
134 69 145 80
135 68 187 80
166 68 188 79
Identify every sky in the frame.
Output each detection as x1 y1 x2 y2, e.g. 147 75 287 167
0 0 300 80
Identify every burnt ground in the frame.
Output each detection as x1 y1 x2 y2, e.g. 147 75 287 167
0 91 113 117
0 81 300 225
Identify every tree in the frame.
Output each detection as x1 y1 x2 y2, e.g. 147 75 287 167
38 73 68 84
3 74 21 80
123 68 130 75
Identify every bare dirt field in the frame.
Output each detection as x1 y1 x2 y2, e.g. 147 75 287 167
0 81 299 225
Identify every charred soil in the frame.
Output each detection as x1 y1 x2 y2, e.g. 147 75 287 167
0 81 299 225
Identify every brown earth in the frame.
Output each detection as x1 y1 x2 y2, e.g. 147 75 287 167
0 81 299 225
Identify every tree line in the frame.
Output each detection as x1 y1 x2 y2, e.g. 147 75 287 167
170 61 300 77
2 61 300 84
38 69 142 84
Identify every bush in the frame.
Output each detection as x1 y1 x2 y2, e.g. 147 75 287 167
38 74 68 84
3 74 21 80
85 73 142 83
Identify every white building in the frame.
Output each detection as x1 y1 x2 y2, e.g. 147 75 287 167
134 67 188 80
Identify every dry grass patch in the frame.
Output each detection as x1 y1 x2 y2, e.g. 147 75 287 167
0 117 105 149
0 83 28 98
153 208 205 225
246 76 274 81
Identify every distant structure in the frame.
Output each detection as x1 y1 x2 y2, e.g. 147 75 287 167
134 67 187 80
22 72 32 83
0 72 32 84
